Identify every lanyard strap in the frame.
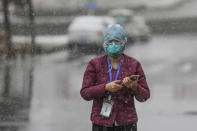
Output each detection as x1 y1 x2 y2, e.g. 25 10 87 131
107 56 122 96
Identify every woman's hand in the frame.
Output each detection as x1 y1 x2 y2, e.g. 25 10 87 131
122 77 138 91
105 80 123 92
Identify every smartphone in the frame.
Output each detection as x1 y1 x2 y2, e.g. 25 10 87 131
129 75 140 81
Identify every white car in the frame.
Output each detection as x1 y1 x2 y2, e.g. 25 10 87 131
67 15 115 54
108 9 151 44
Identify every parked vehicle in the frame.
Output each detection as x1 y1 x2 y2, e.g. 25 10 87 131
67 15 116 54
108 9 151 44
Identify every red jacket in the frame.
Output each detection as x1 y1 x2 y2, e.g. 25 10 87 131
80 54 150 126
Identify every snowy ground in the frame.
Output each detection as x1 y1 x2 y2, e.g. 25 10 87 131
13 34 196 131
31 0 184 11
12 35 69 48
142 0 197 20
139 0 184 8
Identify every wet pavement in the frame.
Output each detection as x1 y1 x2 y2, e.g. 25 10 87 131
0 34 197 131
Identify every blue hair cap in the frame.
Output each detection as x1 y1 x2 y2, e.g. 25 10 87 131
103 24 127 48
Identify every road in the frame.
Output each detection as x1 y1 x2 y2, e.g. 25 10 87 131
0 34 197 131
17 34 197 131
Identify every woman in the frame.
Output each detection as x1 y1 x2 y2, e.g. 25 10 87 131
80 24 150 131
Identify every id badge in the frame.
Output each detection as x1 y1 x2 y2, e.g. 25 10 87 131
100 97 114 118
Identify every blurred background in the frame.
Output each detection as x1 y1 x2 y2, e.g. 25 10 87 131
0 0 197 131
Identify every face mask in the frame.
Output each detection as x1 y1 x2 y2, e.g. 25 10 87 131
106 43 123 58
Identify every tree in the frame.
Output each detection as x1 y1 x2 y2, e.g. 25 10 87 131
3 0 12 57
2 0 36 56
11 0 36 49
2 0 35 97
27 0 36 48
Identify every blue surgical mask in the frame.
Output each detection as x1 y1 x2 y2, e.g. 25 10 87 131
106 43 123 58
